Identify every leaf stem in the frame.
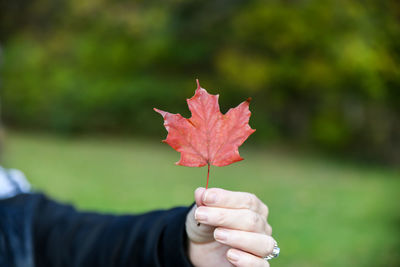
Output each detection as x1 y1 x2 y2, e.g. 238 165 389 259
206 163 210 189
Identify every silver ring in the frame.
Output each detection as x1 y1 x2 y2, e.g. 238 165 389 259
264 241 280 261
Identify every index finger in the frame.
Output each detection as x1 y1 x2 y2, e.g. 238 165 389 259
199 188 269 218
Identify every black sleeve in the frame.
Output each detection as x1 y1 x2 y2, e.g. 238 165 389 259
32 194 194 267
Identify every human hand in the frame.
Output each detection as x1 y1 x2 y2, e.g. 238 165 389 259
186 187 276 267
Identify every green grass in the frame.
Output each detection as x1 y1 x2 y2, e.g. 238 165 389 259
3 131 400 266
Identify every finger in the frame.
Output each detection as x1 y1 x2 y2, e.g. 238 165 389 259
202 188 269 218
214 228 275 258
194 187 206 207
195 206 268 233
227 248 270 267
186 205 215 243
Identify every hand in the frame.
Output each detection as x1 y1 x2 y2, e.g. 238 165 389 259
186 187 275 267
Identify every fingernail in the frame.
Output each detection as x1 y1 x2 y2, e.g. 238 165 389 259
227 250 240 262
194 208 208 221
204 191 217 204
214 229 228 242
195 187 205 195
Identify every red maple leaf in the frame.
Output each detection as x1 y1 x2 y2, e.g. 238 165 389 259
154 79 255 188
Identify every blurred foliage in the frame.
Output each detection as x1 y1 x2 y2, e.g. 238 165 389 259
0 0 399 164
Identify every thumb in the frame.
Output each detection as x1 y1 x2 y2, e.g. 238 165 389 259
194 187 206 207
185 187 215 243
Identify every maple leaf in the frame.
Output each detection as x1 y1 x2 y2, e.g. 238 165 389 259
155 79 255 171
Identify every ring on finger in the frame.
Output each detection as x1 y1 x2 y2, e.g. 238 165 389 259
264 240 280 261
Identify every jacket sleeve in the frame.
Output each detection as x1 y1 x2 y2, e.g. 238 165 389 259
32 194 194 267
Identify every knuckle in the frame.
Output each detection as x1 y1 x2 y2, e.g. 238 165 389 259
247 211 261 231
262 203 269 217
246 193 257 209
265 223 273 235
215 210 228 226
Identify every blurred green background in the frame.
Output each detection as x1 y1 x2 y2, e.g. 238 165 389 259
3 132 400 267
0 0 399 266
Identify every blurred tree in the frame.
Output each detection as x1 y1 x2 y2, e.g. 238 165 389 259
0 0 399 164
